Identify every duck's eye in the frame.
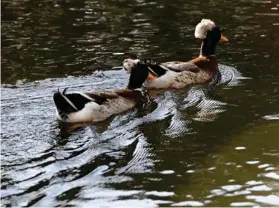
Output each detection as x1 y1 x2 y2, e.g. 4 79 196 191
123 59 128 64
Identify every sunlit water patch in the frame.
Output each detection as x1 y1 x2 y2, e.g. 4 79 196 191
2 0 279 206
0 65 264 207
263 114 279 120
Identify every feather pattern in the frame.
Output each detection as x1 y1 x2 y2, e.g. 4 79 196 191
122 19 227 89
123 57 216 89
53 62 149 123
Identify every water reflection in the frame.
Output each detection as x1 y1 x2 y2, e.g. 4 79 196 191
1 66 246 206
263 114 279 120
2 0 279 207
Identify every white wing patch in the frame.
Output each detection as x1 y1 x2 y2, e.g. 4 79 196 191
67 102 101 122
76 92 96 102
145 70 178 88
61 96 137 123
159 64 171 71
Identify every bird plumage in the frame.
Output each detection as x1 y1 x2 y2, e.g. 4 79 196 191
122 19 228 89
53 62 149 123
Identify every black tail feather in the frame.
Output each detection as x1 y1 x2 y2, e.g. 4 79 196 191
53 89 97 115
62 87 68 95
53 89 78 114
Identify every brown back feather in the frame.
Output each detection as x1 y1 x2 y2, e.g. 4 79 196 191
190 56 218 73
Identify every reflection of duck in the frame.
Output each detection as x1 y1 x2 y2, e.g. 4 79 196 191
53 62 149 123
123 19 228 89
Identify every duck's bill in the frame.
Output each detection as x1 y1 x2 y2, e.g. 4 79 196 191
220 34 229 43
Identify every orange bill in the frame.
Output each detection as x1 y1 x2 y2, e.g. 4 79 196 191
220 34 229 43
147 73 157 80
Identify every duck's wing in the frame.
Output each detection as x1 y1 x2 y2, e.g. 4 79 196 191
160 61 201 73
53 88 118 114
87 89 145 107
85 91 119 100
139 59 169 78
114 89 145 101
146 63 169 77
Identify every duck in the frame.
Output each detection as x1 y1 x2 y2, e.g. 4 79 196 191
53 61 149 123
123 19 228 89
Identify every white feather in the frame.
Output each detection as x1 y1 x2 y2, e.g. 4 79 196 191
70 91 96 102
62 97 136 123
145 70 178 88
144 69 212 89
159 64 171 71
194 19 215 39
66 102 101 122
61 92 78 111
123 59 140 73
148 66 159 77
55 109 62 120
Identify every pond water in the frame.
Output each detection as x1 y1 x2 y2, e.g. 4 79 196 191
1 0 279 207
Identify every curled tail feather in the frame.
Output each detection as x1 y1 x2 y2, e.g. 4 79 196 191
53 88 78 115
53 88 107 116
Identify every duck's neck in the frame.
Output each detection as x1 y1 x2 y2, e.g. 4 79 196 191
127 83 140 90
200 39 216 57
127 64 149 90
127 77 142 89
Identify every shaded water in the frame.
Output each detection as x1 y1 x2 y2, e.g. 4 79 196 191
1 0 279 207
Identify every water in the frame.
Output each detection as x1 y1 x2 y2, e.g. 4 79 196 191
1 0 279 207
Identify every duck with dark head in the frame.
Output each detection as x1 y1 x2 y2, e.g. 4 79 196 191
123 19 228 89
53 61 149 123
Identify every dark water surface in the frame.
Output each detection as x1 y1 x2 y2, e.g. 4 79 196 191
1 0 279 207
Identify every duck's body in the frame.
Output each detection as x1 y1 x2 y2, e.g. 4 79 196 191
53 89 144 123
123 19 228 89
53 62 149 123
143 56 218 89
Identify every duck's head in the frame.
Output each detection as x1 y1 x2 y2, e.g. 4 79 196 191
123 59 140 73
195 19 228 43
126 60 149 89
194 19 228 56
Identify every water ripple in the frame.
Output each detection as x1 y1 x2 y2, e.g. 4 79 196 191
2 0 279 206
1 63 249 206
